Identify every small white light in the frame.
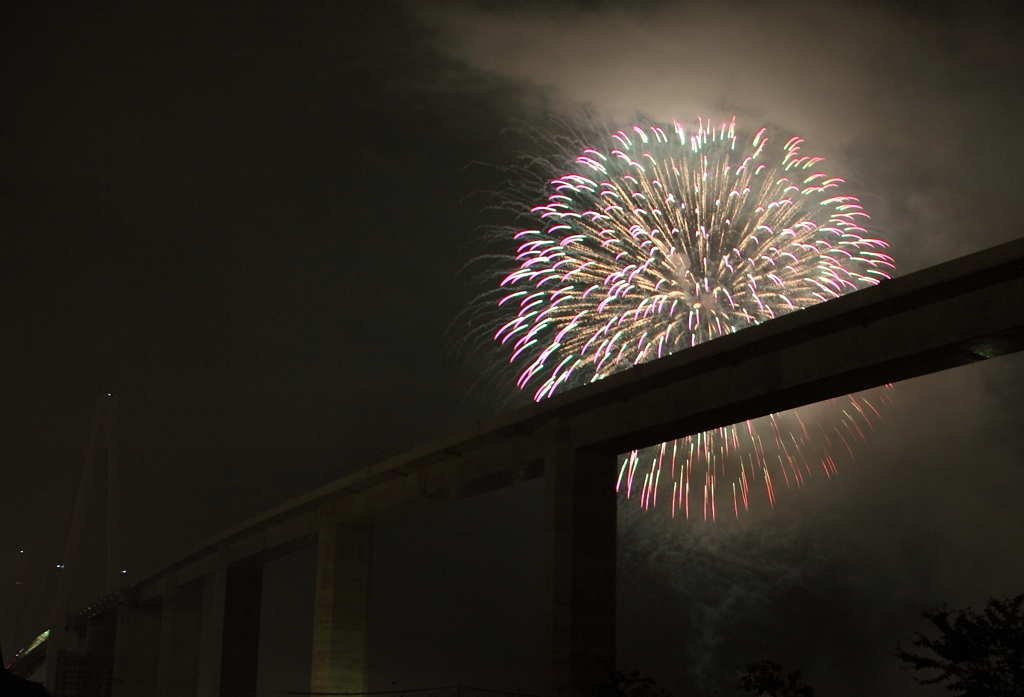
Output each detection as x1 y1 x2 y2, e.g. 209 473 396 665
56 564 64 569
121 569 127 574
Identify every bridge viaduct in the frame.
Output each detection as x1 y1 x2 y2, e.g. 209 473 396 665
43 236 1024 697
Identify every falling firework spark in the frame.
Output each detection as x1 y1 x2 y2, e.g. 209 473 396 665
493 118 895 518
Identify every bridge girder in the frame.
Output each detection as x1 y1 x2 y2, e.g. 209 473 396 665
52 235 1024 697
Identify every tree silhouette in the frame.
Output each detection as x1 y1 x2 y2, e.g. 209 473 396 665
896 593 1024 696
614 668 672 697
737 660 815 697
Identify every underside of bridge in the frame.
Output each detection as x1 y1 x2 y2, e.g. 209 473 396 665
37 236 1024 697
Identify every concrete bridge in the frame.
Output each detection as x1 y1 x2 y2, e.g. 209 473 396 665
36 236 1024 697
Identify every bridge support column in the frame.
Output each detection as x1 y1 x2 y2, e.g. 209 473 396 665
157 583 202 697
218 565 264 697
191 564 263 697
541 421 618 697
196 569 227 697
311 523 372 695
111 604 161 697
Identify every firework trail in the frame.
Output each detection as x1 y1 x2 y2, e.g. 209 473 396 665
492 118 895 518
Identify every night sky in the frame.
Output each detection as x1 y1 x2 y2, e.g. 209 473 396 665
3 2 1024 696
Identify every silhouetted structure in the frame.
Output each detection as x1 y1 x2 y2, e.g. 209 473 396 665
3 641 52 696
31 237 1024 697
43 397 122 696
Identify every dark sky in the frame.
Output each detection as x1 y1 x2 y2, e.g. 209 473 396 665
3 2 1024 696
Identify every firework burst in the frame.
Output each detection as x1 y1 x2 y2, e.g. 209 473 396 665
492 118 895 518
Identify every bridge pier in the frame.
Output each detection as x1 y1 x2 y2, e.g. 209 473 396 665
195 570 228 697
189 564 264 697
127 565 263 697
541 421 618 697
220 565 264 697
111 604 161 696
311 522 373 695
156 583 203 697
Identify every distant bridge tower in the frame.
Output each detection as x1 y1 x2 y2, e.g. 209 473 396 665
45 394 123 695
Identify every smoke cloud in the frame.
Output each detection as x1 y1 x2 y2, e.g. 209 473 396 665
418 0 1024 268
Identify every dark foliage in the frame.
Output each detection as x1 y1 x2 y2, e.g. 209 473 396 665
592 665 673 697
895 593 1024 696
614 668 672 697
737 660 816 697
